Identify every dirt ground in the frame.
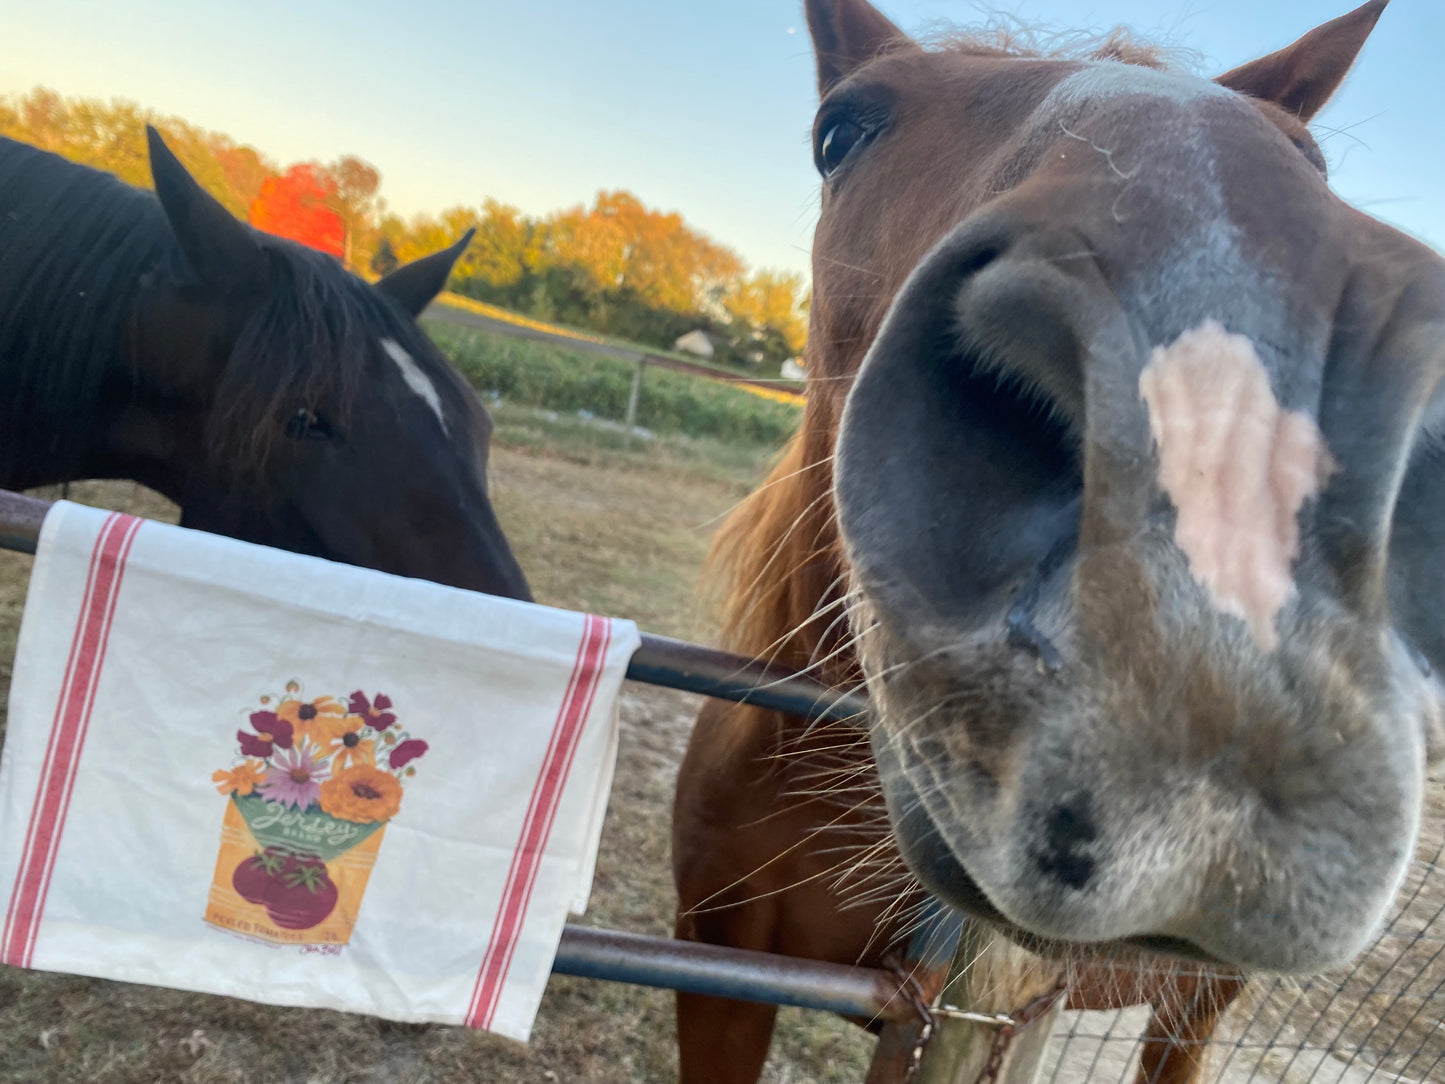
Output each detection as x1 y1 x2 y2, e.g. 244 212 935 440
2 419 1443 1084
0 422 875 1084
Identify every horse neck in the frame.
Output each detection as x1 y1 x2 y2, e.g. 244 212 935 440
0 141 166 491
0 302 134 493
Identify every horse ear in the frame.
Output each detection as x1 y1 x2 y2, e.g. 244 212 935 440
374 228 474 318
1215 0 1388 122
147 125 267 294
805 0 911 97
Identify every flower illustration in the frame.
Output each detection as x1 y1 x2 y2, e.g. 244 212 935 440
238 711 293 759
318 715 376 772
347 691 397 731
258 743 330 810
212 760 267 796
276 695 347 747
319 765 404 823
388 739 429 771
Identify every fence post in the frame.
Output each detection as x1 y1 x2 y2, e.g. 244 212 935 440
624 357 646 430
912 923 1066 1084
866 903 965 1084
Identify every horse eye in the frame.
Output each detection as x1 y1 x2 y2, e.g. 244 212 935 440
1293 135 1328 177
285 407 333 441
818 120 866 178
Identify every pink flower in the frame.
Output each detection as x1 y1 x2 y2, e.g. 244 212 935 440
389 739 428 770
258 743 330 810
348 691 397 731
238 711 293 759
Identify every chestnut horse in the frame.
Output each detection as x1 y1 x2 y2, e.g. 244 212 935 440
675 2 1444 1082
0 127 529 599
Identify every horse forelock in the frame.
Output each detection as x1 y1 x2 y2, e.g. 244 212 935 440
208 239 442 481
918 20 1189 72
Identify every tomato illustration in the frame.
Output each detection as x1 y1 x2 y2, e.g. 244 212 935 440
264 857 339 930
231 849 287 905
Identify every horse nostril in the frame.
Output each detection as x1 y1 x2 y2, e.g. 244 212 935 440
1034 794 1098 890
958 243 1005 280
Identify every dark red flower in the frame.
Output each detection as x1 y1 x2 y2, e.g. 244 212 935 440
389 739 428 770
238 711 294 759
347 691 397 731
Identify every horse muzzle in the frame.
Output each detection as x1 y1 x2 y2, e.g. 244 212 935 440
834 213 1445 973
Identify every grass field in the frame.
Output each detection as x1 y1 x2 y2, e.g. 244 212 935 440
428 323 803 447
0 406 877 1084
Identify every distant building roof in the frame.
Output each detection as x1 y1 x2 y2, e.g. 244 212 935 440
673 329 715 359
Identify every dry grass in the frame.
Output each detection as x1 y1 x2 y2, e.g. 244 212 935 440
0 420 873 1084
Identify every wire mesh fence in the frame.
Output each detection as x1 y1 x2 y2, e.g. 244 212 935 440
1036 780 1445 1084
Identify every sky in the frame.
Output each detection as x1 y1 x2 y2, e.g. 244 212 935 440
3 0 1440 279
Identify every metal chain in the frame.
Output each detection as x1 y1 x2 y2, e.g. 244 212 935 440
976 977 1070 1084
885 956 939 1084
896 970 1069 1084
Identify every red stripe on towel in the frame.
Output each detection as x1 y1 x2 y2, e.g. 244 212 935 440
466 613 612 1029
2 513 142 967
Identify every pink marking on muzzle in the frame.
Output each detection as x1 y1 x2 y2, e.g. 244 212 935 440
1138 319 1334 651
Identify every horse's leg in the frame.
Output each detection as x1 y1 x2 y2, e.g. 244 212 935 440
1134 973 1247 1084
674 905 781 1084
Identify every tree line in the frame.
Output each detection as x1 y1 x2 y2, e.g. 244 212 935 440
0 88 807 371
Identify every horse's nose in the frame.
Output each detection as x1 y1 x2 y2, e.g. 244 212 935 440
838 213 1439 971
836 212 1137 633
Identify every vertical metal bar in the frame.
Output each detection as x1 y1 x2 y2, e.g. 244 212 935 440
624 357 646 429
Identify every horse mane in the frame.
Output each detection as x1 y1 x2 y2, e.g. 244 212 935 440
0 135 440 486
707 397 859 685
0 137 169 481
707 20 1182 690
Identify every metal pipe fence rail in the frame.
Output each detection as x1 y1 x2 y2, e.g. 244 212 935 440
5 486 1445 1084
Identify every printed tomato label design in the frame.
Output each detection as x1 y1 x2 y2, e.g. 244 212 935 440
205 683 428 947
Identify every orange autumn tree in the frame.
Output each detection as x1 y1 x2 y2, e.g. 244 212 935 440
2 84 810 367
248 164 346 259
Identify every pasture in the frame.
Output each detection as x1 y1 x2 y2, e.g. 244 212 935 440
0 352 872 1083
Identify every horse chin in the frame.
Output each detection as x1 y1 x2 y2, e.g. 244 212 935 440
870 720 1229 971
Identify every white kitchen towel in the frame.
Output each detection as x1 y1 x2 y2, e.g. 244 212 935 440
0 501 639 1040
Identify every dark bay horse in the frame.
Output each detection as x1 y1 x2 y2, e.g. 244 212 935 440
0 127 529 599
675 2 1443 1081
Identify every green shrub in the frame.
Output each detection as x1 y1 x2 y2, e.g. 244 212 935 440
427 323 801 447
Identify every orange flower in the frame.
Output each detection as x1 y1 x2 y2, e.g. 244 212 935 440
319 715 376 772
318 766 403 823
212 760 266 796
276 696 346 747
